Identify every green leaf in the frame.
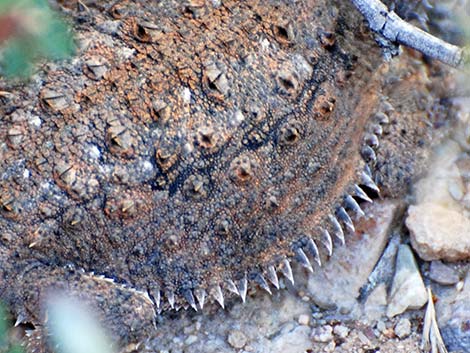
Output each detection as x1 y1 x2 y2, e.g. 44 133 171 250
1 40 33 78
0 305 8 350
37 17 75 59
0 0 75 79
6 344 24 353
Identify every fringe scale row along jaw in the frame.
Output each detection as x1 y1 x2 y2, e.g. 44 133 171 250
150 106 387 312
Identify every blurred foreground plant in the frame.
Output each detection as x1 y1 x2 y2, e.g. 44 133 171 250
0 305 24 353
47 296 114 353
0 0 74 78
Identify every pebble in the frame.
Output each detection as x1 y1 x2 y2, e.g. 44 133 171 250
270 326 312 353
357 331 371 346
333 324 350 339
298 314 310 326
227 330 247 349
407 204 470 261
324 340 336 352
311 325 333 343
376 320 387 333
184 335 198 345
364 283 388 321
429 260 460 285
387 244 427 317
394 318 411 339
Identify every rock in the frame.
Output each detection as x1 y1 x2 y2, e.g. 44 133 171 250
364 283 388 321
297 314 310 326
333 325 350 339
387 245 427 318
376 320 387 333
394 318 411 339
185 335 198 345
269 326 312 353
428 261 460 285
227 330 247 349
308 201 400 312
407 203 470 261
436 272 470 352
311 325 334 343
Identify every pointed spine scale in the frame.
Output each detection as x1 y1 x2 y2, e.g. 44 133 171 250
370 123 383 136
345 194 365 218
306 237 322 266
353 184 373 203
364 133 379 148
183 289 198 311
266 265 280 289
166 290 175 309
253 273 272 295
210 285 225 309
294 247 314 273
337 207 355 233
280 259 294 286
14 314 26 327
361 170 380 193
329 213 345 245
225 279 239 296
361 145 377 163
194 288 206 309
238 275 248 303
320 229 333 257
150 287 161 311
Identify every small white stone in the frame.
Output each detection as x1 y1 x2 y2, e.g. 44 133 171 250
227 330 247 349
182 87 191 104
324 340 336 352
298 314 310 326
184 335 198 345
260 38 270 51
357 331 371 345
230 110 245 127
29 115 42 128
333 325 349 339
23 169 30 179
312 325 333 343
394 318 411 339
87 144 101 159
142 160 154 172
376 320 387 333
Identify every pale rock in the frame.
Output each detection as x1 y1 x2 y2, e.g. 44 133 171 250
311 325 334 343
407 203 470 261
227 330 247 349
185 335 198 345
269 326 312 353
298 314 310 326
364 283 388 321
333 325 350 339
387 245 427 317
429 261 460 285
394 318 411 339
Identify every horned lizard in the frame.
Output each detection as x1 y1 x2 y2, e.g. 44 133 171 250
0 0 457 351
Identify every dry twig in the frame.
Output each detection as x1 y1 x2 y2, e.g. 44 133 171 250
351 0 469 68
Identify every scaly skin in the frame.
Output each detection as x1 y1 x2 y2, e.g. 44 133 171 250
0 0 453 351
